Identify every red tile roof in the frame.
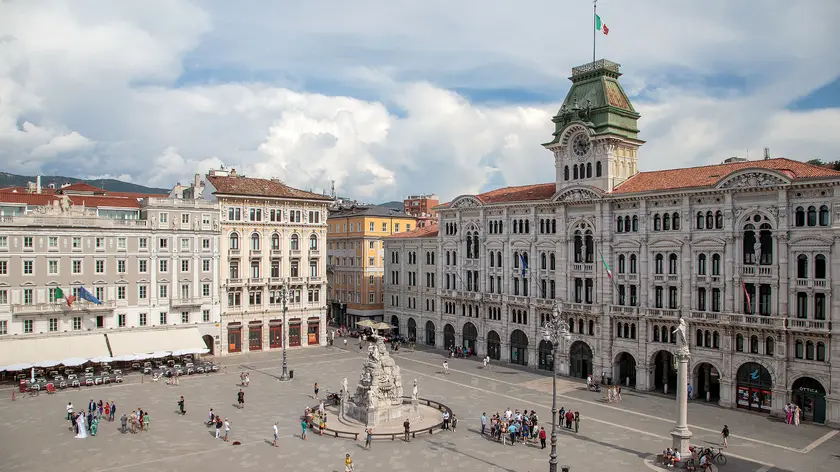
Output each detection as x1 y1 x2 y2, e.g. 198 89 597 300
438 183 556 208
613 158 840 194
58 182 106 193
386 223 439 239
0 186 57 195
0 193 61 206
207 175 333 201
0 193 140 208
109 191 169 199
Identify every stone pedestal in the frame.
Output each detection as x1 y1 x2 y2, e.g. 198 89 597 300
671 351 693 457
342 336 405 427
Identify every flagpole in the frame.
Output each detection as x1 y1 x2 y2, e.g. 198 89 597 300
593 0 597 64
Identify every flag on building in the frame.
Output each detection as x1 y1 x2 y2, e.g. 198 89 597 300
79 287 102 305
595 14 609 35
55 287 76 307
600 253 613 280
520 254 528 277
742 281 751 313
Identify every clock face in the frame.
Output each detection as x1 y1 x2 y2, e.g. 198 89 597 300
571 133 590 160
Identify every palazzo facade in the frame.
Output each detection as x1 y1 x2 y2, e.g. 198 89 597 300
384 59 840 425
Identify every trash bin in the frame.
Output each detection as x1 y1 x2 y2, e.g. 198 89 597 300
561 466 571 472
289 370 294 379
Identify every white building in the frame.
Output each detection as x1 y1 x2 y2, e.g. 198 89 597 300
206 168 332 354
385 59 840 425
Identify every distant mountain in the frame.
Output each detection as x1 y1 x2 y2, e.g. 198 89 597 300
377 201 403 210
0 172 169 194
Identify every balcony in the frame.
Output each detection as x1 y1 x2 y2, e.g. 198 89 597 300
485 293 502 303
271 249 283 256
309 249 321 256
728 313 785 329
12 300 117 316
740 265 775 277
667 275 680 283
170 298 204 308
508 295 529 305
785 318 830 334
572 263 594 272
616 273 638 282
228 248 241 257
565 302 596 313
269 277 284 285
228 278 244 286
250 249 262 257
290 249 301 257
609 305 640 317
645 307 680 319
796 278 829 288
249 278 265 285
289 276 303 284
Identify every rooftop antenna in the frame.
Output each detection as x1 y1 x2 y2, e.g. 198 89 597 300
330 180 336 198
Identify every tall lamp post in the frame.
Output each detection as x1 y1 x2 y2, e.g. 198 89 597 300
279 280 291 381
542 303 571 472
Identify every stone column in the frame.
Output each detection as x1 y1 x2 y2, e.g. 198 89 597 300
671 350 692 456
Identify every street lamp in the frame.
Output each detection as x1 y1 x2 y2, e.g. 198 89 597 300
542 303 571 472
279 280 291 381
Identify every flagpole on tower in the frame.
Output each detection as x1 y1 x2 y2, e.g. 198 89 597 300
593 0 597 64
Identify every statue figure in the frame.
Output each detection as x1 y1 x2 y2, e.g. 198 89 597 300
579 244 586 263
673 318 689 355
412 379 418 400
59 195 71 213
342 378 348 398
753 240 762 263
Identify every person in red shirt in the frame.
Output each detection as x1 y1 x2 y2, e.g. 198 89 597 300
565 410 574 429
539 426 547 449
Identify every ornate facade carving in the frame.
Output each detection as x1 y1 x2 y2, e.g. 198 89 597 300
718 172 787 189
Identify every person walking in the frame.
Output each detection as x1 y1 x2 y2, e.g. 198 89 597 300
442 410 450 430
215 416 222 439
301 418 308 440
120 413 127 433
344 454 354 472
109 401 116 422
66 402 74 422
451 413 458 433
480 412 487 436
687 382 693 401
721 424 729 448
223 418 231 442
442 360 449 375
314 382 319 400
364 427 372 450
244 372 250 387
539 426 547 449
403 419 411 442
237 389 245 409
143 412 151 431
272 422 279 447
574 412 580 433
104 402 111 421
178 396 186 415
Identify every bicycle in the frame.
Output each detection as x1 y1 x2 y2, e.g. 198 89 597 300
28 388 40 397
708 447 726 466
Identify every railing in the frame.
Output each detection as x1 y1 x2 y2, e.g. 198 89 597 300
572 263 594 272
228 248 241 256
645 308 680 318
729 313 785 328
12 300 117 315
785 318 830 332
289 277 303 284
249 278 264 285
667 275 679 283
741 265 775 277
0 216 149 228
609 305 639 316
572 59 620 77
250 249 262 257
508 295 529 305
565 302 596 313
228 278 244 285
271 249 283 256
170 298 203 307
796 278 829 288
485 293 502 303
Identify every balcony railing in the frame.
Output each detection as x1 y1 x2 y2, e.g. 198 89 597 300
785 318 830 333
12 300 117 316
645 308 680 319
229 248 241 257
572 263 594 272
796 278 829 288
740 265 775 277
249 278 265 285
609 305 640 317
271 249 283 256
170 298 204 307
228 278 244 286
565 302 596 313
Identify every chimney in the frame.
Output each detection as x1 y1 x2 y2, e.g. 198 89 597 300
230 168 238 177
764 148 771 160
36 176 41 194
194 173 200 189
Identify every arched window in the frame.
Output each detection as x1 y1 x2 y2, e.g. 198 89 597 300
750 335 759 354
807 206 817 226
568 318 575 333
698 254 707 275
473 234 480 258
673 212 681 230
743 223 757 264
551 219 556 233
630 324 636 339
668 253 678 274
630 254 637 273
797 254 808 279
578 319 584 334
696 212 704 229
513 252 520 268
524 220 530 233
622 323 629 338
815 254 827 279
706 211 714 229
663 213 671 231
653 325 660 342
795 340 804 358
817 342 826 361
632 216 638 232
309 234 318 250
695 329 703 346
759 223 773 265
806 341 815 360
655 254 664 274
616 322 623 338
715 211 723 229
736 334 744 352
564 166 570 181
654 214 661 231
795 206 805 227
765 336 774 356
497 251 502 268
596 161 602 177
540 219 546 234
271 233 280 250
250 233 260 251
713 331 720 349
820 205 830 226
489 252 495 268
229 232 240 249
573 166 579 179
704 330 712 347
446 251 451 265
711 254 721 276
541 253 547 270
550 253 556 270
586 162 592 178
589 319 595 335
616 216 624 233
624 216 631 232
618 255 626 273
290 234 299 251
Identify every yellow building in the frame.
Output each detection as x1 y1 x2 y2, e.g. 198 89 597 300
327 206 417 329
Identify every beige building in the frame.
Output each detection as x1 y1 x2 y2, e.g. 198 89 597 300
206 168 332 354
0 181 222 365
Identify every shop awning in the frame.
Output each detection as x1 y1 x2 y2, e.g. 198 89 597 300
0 334 111 371
107 327 208 357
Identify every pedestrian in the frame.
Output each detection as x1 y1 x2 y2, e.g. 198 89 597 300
687 382 693 401
344 338 348 348
364 427 372 450
120 413 127 433
272 422 279 447
314 382 319 400
451 413 458 433
539 426 547 449
721 424 729 448
301 418 308 440
110 401 116 422
319 413 326 435
104 401 111 421
178 395 186 415
794 405 801 426
66 402 74 422
244 372 250 387
559 407 565 428
215 416 222 439
143 412 151 431
443 360 449 375
345 454 354 472
403 419 411 442
574 412 580 433
240 372 245 386
442 410 450 430
237 389 245 409
480 412 487 436
223 418 231 442
98 400 104 419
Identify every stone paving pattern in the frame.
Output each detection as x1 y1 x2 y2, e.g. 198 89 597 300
1 343 838 472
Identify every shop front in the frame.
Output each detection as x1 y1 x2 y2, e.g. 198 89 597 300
736 362 773 413
289 321 302 347
269 320 283 349
791 377 827 424
227 323 242 353
307 318 320 345
248 321 263 351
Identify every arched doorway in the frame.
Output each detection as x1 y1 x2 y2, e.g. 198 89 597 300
694 363 721 402
390 315 400 336
538 340 554 371
569 341 593 379
202 335 215 355
487 330 501 361
462 322 477 354
614 352 636 387
443 324 456 349
736 362 772 412
653 350 677 393
791 377 826 423
407 318 417 342
425 320 436 346
510 329 528 366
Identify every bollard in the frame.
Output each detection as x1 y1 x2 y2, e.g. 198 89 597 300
664 384 668 395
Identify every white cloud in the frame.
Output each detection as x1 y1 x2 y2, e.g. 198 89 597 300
0 1 838 201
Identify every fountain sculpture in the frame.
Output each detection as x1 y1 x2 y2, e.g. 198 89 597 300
341 335 405 426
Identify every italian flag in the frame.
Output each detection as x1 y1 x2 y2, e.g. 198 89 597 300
55 287 76 307
600 254 613 280
596 14 609 35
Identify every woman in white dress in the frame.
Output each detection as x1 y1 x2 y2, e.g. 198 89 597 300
75 414 88 439
794 406 801 425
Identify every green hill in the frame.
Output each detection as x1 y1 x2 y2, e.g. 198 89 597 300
0 172 169 194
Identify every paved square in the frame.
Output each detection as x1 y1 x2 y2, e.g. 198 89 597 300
1 343 837 472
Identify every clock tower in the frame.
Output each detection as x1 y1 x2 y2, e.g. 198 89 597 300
543 59 644 193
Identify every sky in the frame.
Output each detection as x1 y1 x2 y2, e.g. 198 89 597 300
1 1 839 202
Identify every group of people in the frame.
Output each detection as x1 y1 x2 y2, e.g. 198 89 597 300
784 403 802 425
484 408 546 447
66 399 119 438
558 406 581 432
121 408 151 434
207 408 232 441
448 345 474 358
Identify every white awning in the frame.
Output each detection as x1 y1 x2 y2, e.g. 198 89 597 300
0 334 110 371
108 327 208 357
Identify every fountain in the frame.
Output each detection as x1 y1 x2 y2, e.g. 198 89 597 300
341 335 407 425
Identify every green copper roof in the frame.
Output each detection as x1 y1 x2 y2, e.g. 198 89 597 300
544 59 642 145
